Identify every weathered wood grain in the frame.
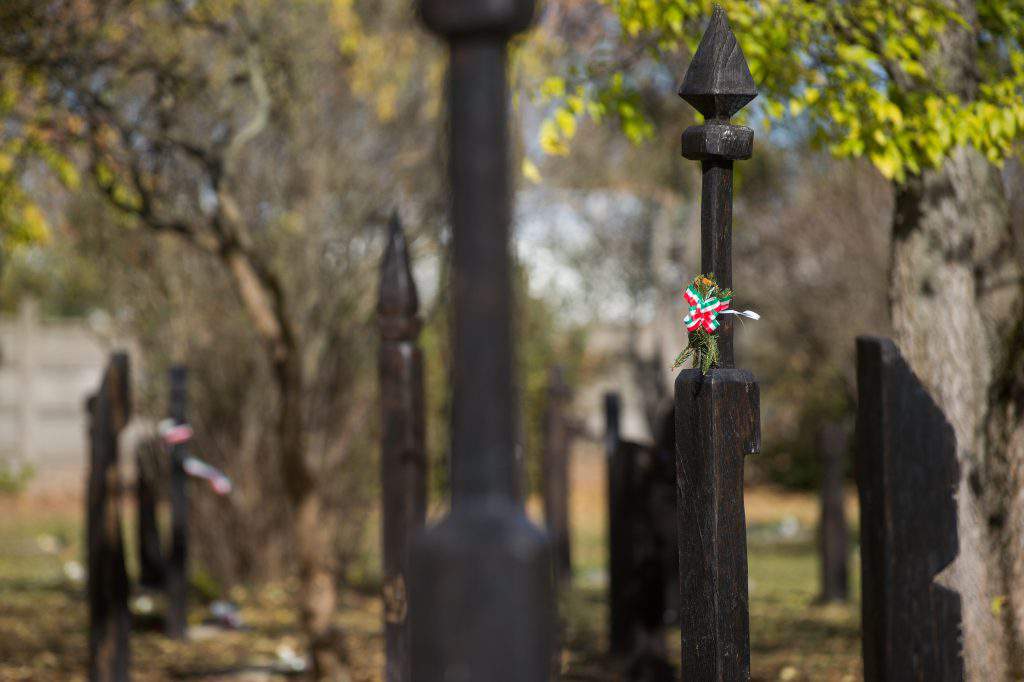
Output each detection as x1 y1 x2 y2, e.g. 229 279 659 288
379 213 427 682
855 337 964 681
675 369 759 681
87 352 131 682
674 8 759 680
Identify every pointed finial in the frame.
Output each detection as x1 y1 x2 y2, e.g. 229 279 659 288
678 5 757 120
379 211 420 338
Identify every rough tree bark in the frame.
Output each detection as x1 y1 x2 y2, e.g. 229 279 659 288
217 229 346 681
890 4 1024 677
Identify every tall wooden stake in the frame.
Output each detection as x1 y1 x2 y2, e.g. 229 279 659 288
818 422 849 603
605 392 635 655
410 2 554 680
855 337 963 680
87 352 131 682
674 7 760 680
166 365 189 639
379 212 427 682
136 438 166 589
542 365 572 583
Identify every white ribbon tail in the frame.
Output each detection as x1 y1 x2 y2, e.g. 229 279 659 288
183 456 233 496
720 309 761 320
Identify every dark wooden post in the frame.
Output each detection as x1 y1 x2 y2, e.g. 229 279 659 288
605 392 633 654
165 365 189 639
379 212 427 682
855 337 963 680
542 365 572 583
818 421 849 603
136 438 166 589
86 352 131 682
409 1 554 680
674 8 760 681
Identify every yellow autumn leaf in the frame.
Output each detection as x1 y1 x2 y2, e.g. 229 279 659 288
522 158 542 184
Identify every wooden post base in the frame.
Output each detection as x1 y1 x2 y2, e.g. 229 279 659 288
410 499 554 681
674 368 759 681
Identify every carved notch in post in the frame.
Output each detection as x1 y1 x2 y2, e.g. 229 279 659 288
674 7 760 681
409 1 554 681
87 352 132 682
378 212 427 682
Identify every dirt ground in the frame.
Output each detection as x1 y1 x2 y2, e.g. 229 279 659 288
0 446 861 681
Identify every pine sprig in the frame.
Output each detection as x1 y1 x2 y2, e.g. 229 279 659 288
672 274 732 374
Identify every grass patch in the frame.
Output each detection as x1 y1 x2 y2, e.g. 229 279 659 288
0 446 862 680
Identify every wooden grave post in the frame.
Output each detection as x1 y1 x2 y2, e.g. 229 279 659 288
818 421 849 603
855 337 963 680
542 365 572 583
165 365 189 639
604 392 635 655
136 438 166 590
674 7 761 680
87 352 132 682
379 212 428 682
409 1 555 679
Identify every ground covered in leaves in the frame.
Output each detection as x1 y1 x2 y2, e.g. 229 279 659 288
0 451 861 681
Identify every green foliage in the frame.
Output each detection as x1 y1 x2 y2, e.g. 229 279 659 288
0 66 82 257
543 0 1024 182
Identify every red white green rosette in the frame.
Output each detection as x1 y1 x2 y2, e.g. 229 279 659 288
682 285 733 333
673 274 759 373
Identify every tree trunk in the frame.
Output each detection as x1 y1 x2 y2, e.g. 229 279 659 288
277 357 347 681
222 246 348 681
890 144 1024 678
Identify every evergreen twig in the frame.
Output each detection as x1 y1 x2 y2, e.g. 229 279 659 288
672 274 733 374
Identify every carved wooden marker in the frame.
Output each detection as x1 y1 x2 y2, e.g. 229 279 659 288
87 352 131 682
136 438 166 590
606 397 677 672
818 422 849 603
674 7 760 680
410 1 554 680
604 392 633 654
542 365 572 583
379 212 427 682
855 337 963 680
166 365 189 639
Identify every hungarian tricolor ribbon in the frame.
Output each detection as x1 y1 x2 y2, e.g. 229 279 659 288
683 285 732 333
158 419 194 446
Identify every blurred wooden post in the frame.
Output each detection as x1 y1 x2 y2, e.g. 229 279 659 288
542 365 572 583
87 352 131 682
136 438 165 589
674 8 760 680
379 212 427 682
818 422 849 603
604 392 633 654
409 2 554 680
855 337 964 680
166 365 189 639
